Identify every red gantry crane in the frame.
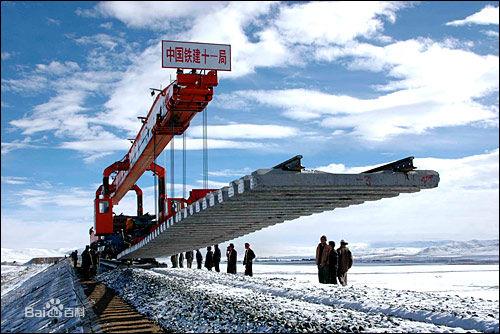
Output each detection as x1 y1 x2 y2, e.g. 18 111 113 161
93 41 231 258
93 69 218 247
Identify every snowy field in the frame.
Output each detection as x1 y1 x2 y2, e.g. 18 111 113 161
98 266 499 333
252 263 500 301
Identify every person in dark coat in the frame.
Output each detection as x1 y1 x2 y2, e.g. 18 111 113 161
213 244 221 272
89 247 99 276
327 241 338 284
337 240 353 286
71 250 78 268
315 235 331 284
196 249 203 269
185 251 194 268
227 243 237 274
179 252 184 268
171 254 179 268
243 243 256 276
205 246 214 271
81 246 92 280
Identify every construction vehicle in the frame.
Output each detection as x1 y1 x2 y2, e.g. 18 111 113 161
92 69 219 257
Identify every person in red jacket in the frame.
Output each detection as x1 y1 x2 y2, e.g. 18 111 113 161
315 235 332 284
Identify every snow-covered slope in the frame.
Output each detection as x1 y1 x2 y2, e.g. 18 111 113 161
1 264 49 296
1 260 98 333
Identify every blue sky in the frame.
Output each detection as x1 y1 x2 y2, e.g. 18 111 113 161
1 2 498 255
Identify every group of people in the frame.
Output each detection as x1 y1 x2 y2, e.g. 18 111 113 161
315 235 353 286
170 242 256 276
70 245 99 280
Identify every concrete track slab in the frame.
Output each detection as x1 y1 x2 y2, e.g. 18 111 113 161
118 168 439 259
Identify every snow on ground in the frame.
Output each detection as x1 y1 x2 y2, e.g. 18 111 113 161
1 247 73 264
98 267 499 333
1 264 49 297
252 263 500 301
1 260 98 333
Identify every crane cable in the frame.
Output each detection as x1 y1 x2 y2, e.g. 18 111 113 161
170 122 175 211
203 106 208 189
153 132 157 222
183 132 186 200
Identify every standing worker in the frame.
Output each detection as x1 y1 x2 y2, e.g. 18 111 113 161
327 241 338 284
227 243 237 274
205 246 214 271
179 252 184 268
90 246 99 276
196 249 203 269
171 254 179 268
81 245 92 280
337 240 353 286
243 243 256 276
186 250 194 268
315 235 331 284
213 244 221 272
71 250 78 268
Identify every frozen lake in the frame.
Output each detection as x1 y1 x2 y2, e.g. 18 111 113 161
252 263 499 301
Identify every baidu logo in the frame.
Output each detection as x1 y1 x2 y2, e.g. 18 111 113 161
25 298 85 318
45 298 64 317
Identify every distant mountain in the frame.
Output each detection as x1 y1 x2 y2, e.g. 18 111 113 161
1 248 75 265
255 239 499 265
415 239 499 257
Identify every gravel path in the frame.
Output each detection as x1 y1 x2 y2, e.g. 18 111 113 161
97 268 498 332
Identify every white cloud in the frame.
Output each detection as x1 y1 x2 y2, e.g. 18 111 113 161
100 22 113 29
446 5 499 26
19 187 92 208
2 75 48 93
6 63 129 161
220 39 499 141
1 138 38 155
91 1 227 29
208 167 253 177
167 137 264 151
1 218 91 249
273 1 403 46
46 17 61 26
482 30 499 38
1 52 12 60
1 176 29 185
187 124 299 139
73 33 121 50
35 61 80 76
195 179 229 189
